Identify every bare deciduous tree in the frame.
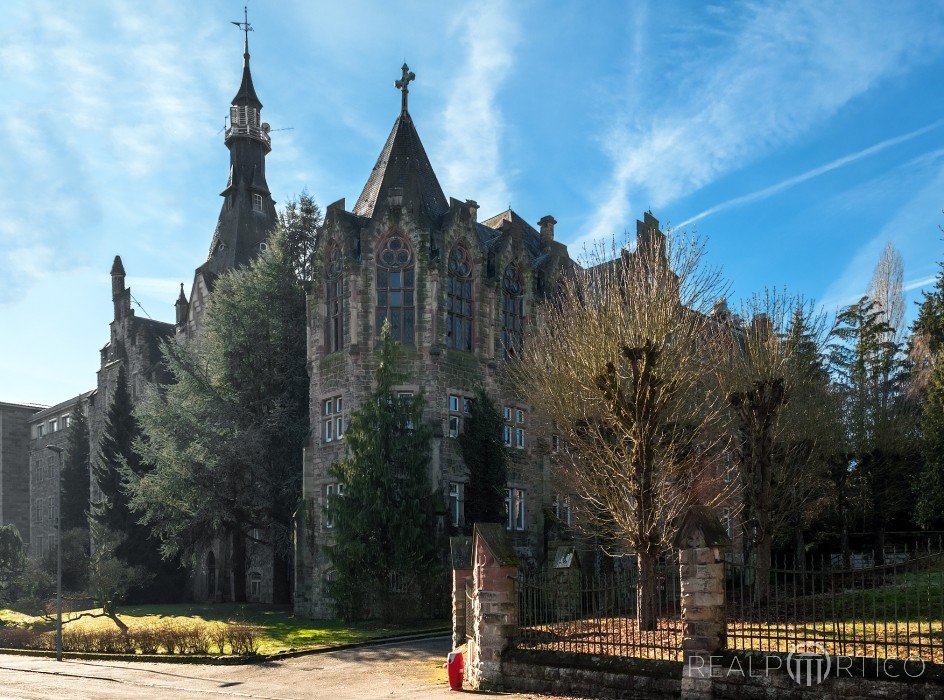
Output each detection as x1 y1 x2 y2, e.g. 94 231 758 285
513 227 729 631
868 241 905 344
713 292 830 601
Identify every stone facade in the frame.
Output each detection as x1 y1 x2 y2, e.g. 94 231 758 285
0 401 42 545
294 76 581 618
88 257 175 507
27 392 93 559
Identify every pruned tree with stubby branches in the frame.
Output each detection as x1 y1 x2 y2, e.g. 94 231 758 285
714 292 834 599
512 229 730 631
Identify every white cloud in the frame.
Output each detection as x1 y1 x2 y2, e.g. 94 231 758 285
434 0 520 216
584 1 944 246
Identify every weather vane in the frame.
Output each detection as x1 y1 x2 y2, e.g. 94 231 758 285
231 4 253 55
395 63 415 114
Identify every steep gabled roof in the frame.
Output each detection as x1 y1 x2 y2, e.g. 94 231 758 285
353 112 448 223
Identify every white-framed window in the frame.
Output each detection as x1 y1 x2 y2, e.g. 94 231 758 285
62 415 71 429
447 393 473 438
249 571 262 598
322 396 344 443
722 507 733 538
552 494 572 526
503 406 526 449
252 193 263 212
395 391 415 429
505 487 525 531
249 527 262 543
551 434 560 453
325 482 344 529
448 481 464 528
48 419 57 433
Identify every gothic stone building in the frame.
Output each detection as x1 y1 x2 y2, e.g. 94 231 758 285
294 69 581 618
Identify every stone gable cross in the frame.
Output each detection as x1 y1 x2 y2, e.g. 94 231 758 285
395 63 416 114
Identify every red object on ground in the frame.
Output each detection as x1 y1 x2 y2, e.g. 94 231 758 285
447 651 464 691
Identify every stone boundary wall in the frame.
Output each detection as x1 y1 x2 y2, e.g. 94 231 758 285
501 649 682 699
501 649 944 700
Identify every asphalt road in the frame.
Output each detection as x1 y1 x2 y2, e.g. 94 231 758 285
0 636 546 699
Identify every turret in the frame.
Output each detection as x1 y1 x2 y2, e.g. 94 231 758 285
110 255 130 320
205 6 277 276
175 283 189 328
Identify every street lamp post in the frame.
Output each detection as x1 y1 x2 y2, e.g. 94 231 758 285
44 444 63 662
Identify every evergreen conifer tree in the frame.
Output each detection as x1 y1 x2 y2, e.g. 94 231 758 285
132 228 308 603
458 388 508 531
325 324 440 622
92 367 185 601
918 347 944 528
61 403 90 532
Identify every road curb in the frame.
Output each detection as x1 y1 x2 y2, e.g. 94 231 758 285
0 629 450 666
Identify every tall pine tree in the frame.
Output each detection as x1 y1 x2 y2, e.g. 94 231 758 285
91 366 185 602
325 324 441 622
458 388 508 532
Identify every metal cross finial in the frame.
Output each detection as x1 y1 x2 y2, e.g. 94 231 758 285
231 5 254 58
395 63 415 114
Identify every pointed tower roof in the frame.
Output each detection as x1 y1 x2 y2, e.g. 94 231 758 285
353 64 447 223
231 6 262 110
110 255 125 276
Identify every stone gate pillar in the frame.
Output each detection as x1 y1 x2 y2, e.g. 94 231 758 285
467 523 519 691
674 506 730 700
449 536 473 650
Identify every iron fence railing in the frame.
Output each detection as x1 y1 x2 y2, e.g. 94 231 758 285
515 558 682 661
726 540 944 664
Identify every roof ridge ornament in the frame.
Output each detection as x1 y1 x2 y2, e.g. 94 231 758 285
395 63 415 115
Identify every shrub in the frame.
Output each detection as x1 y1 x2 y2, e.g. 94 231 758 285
209 623 228 654
226 622 260 655
130 624 159 654
0 627 44 649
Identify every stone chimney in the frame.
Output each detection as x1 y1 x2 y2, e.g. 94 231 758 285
466 199 479 222
538 215 557 249
110 255 129 320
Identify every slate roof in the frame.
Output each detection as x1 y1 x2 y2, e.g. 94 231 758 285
28 390 95 423
353 112 448 223
482 209 543 259
232 50 262 109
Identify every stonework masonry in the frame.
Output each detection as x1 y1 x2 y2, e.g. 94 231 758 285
27 392 93 559
0 402 42 545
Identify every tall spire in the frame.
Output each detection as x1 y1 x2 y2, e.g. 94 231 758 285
354 64 447 223
230 5 261 110
204 5 276 276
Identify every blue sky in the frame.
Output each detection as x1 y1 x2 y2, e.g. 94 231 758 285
3 0 944 405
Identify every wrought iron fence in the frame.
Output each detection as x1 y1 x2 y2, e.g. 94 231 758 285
726 540 944 664
515 558 682 661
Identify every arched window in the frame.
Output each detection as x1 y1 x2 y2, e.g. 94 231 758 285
501 264 524 358
447 244 473 351
376 234 415 344
325 244 343 353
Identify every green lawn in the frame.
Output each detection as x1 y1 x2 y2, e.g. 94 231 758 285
3 603 447 655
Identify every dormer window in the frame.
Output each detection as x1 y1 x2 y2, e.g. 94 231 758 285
259 242 268 252
252 193 263 212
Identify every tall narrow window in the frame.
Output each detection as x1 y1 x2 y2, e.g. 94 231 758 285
325 245 343 353
252 193 263 212
447 244 473 350
376 234 415 345
501 264 524 358
504 487 526 531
